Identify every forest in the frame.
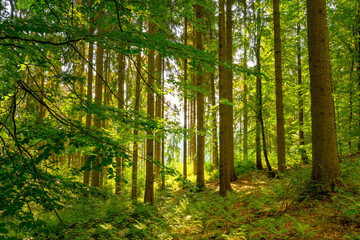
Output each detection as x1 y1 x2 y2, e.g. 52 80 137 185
0 0 359 239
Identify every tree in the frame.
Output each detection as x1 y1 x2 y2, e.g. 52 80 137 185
306 0 340 188
132 51 142 200
116 52 125 195
183 16 188 179
254 0 263 171
219 0 231 196
194 3 205 190
226 0 236 182
273 0 286 173
297 9 307 164
154 52 162 180
242 0 249 163
144 19 156 203
91 10 104 187
83 2 94 186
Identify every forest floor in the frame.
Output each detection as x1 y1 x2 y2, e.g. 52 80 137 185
10 156 360 240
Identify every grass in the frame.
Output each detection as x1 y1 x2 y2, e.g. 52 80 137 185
3 155 360 239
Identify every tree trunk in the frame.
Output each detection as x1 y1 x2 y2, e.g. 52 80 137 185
219 0 231 196
154 53 162 179
183 16 188 179
161 58 166 189
132 50 142 200
242 0 248 162
91 14 104 187
226 0 236 182
210 65 218 169
83 9 94 185
306 0 340 188
144 20 155 203
255 3 263 171
116 52 125 195
191 71 197 175
194 3 205 191
273 0 286 173
297 19 307 163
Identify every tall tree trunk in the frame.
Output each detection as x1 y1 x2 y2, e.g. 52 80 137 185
306 0 340 187
183 16 188 179
348 60 354 153
297 19 307 163
255 2 263 171
357 4 360 152
191 72 197 175
154 53 162 179
161 58 166 189
226 0 236 182
194 3 205 190
210 64 218 169
273 0 286 173
132 51 142 200
83 14 94 185
77 41 86 170
91 11 104 187
219 0 231 196
242 0 248 162
144 20 155 203
116 52 125 195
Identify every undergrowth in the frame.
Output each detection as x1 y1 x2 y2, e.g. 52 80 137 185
2 158 360 239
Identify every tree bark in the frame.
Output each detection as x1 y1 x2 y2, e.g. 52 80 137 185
273 0 286 173
297 19 307 163
242 0 248 162
194 3 205 191
183 16 188 179
116 52 125 195
219 0 231 196
255 1 263 171
83 9 94 185
144 19 155 203
306 0 340 187
226 0 236 182
91 12 104 187
132 52 141 200
210 65 218 169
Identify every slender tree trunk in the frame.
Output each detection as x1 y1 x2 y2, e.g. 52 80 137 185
132 51 142 200
83 38 93 185
183 17 188 179
273 0 286 173
255 4 263 171
161 58 166 189
83 9 94 185
116 52 125 195
306 0 340 187
191 72 197 175
226 0 236 181
349 60 354 153
91 11 104 187
144 20 155 203
210 65 218 169
357 4 360 152
154 53 162 179
297 20 307 163
242 0 248 162
194 3 205 190
77 42 86 169
219 0 231 196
